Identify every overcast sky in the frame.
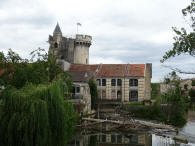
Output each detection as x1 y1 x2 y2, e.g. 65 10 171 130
0 0 194 82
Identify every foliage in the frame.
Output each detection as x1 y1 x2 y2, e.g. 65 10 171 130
0 48 68 89
192 80 195 86
189 89 195 103
88 79 98 110
161 72 187 127
123 72 188 127
122 102 166 122
151 83 161 99
162 87 187 127
161 0 195 63
0 80 77 146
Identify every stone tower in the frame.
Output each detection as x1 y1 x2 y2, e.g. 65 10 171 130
48 23 92 64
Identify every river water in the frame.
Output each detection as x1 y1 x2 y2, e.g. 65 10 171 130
68 110 195 146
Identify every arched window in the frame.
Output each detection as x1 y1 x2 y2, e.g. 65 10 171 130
54 42 58 48
111 90 116 99
102 79 106 86
96 79 101 86
129 79 138 87
111 79 116 86
129 90 138 101
117 79 122 86
117 90 122 101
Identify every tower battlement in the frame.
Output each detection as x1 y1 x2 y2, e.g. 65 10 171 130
76 34 92 42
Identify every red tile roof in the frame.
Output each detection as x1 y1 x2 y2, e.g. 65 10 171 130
69 64 145 77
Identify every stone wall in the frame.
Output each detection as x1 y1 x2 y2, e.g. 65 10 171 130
144 63 152 100
96 76 147 102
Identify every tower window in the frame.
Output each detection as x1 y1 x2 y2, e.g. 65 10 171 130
54 42 58 48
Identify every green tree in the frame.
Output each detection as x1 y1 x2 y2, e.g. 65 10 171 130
151 83 160 99
0 48 67 89
88 79 98 110
162 72 187 127
0 80 77 146
189 88 195 103
161 0 195 74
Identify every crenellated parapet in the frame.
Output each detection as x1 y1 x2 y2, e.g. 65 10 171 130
75 34 92 47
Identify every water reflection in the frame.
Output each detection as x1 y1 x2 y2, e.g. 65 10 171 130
68 131 152 146
68 109 195 146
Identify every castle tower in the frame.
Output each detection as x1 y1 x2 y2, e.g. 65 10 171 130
74 34 92 64
48 23 92 65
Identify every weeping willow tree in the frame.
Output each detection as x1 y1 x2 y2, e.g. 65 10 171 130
0 79 77 146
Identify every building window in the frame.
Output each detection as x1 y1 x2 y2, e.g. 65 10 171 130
101 135 106 142
129 79 138 87
117 79 122 86
96 79 101 86
117 90 122 101
102 90 106 99
111 79 116 86
102 79 106 86
76 87 80 93
117 135 122 143
111 90 116 99
111 135 116 143
129 91 138 101
61 56 64 59
86 58 88 64
54 42 58 48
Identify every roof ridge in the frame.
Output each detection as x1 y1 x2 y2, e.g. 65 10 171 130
94 63 102 77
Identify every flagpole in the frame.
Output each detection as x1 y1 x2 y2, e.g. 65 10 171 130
76 23 82 34
77 24 78 34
